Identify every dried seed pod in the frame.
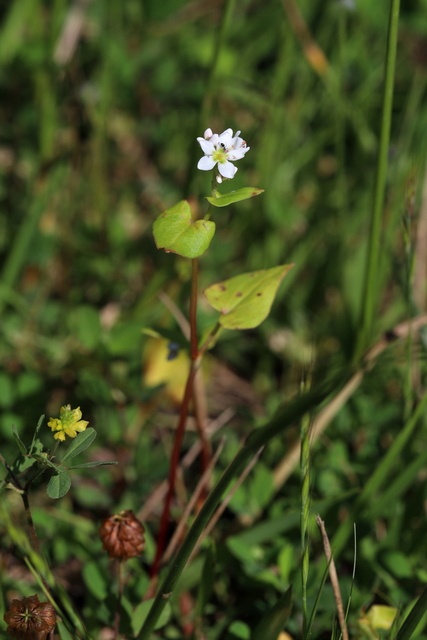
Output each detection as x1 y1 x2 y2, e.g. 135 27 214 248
3 594 56 640
99 510 145 561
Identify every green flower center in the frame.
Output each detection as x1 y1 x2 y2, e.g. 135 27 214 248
62 410 79 427
212 147 228 164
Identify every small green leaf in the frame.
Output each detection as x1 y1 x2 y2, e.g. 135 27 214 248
251 586 293 640
204 264 294 329
131 599 171 635
68 461 118 469
229 621 251 639
29 415 44 455
46 469 71 499
61 428 96 463
12 440 43 476
153 200 215 259
12 424 27 455
206 187 264 207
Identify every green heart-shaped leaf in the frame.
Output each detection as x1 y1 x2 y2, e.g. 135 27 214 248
204 264 294 329
153 200 215 258
206 187 264 208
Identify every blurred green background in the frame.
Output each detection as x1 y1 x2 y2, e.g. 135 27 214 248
1 0 427 638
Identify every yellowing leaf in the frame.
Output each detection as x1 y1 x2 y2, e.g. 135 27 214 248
358 605 398 640
203 265 294 330
365 605 397 630
143 338 189 404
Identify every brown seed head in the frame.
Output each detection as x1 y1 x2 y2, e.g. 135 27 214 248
4 594 56 640
99 509 145 561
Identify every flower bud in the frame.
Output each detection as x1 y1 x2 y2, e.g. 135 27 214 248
203 128 213 140
99 510 145 561
3 594 56 640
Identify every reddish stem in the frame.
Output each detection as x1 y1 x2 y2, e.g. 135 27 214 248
192 374 211 472
190 258 198 360
192 373 211 507
150 264 220 579
190 258 211 498
150 364 198 577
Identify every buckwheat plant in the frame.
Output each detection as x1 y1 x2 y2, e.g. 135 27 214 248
150 127 294 578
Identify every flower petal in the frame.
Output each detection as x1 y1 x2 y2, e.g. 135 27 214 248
232 136 248 149
198 156 216 171
197 137 214 155
75 421 89 432
220 128 233 138
218 160 237 178
218 132 233 150
228 148 248 160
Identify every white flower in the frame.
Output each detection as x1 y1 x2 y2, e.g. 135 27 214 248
197 128 250 179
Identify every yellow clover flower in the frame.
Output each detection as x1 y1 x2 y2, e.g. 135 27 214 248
48 405 89 441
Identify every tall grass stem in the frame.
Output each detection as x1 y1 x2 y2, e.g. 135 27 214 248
356 0 401 356
300 384 311 638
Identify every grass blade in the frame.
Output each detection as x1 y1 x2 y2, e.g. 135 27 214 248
396 587 427 640
357 0 401 354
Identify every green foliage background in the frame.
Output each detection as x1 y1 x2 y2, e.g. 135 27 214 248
1 0 427 638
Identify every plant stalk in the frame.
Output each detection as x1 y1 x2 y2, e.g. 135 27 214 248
300 405 311 638
356 0 401 356
113 561 123 640
190 259 212 475
151 259 215 578
150 362 199 578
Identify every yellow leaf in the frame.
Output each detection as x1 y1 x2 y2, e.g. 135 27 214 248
143 338 189 405
365 605 397 630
